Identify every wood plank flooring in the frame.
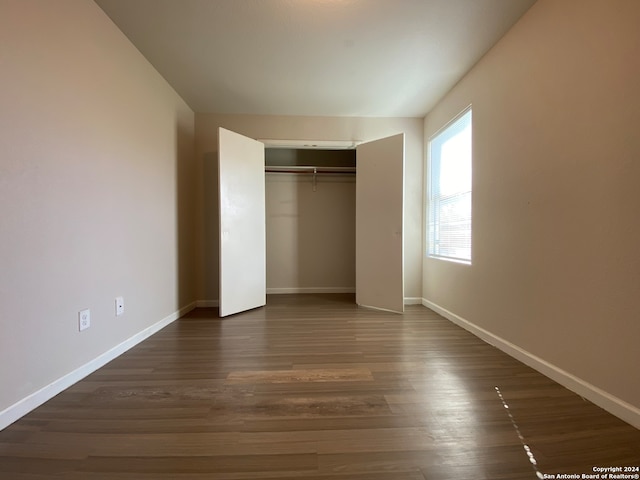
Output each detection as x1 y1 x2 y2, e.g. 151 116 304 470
1 294 638 479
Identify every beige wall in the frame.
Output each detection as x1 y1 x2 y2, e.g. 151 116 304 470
266 173 356 292
424 0 640 415
0 0 195 416
195 114 423 304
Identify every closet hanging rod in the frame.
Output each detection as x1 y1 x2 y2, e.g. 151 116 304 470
265 165 355 174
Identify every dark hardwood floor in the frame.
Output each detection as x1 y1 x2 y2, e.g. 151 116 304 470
1 294 638 479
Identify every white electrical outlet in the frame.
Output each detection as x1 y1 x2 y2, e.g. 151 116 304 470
115 296 124 316
78 309 90 331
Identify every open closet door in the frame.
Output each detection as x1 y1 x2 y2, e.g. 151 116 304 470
356 133 404 313
218 127 266 317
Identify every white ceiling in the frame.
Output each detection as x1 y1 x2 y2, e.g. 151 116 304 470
95 0 536 118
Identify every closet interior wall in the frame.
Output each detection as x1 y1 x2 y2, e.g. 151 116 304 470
265 148 356 294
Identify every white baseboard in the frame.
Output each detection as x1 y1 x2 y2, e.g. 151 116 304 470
196 300 219 307
422 298 640 429
202 293 420 306
404 297 422 305
265 291 421 306
197 292 356 305
266 287 356 294
0 302 196 431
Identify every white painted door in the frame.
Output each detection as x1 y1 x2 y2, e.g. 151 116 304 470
218 127 266 317
355 133 404 313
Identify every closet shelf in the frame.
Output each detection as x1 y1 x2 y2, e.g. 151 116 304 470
265 165 355 174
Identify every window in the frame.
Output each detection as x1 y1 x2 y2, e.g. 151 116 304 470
427 107 472 263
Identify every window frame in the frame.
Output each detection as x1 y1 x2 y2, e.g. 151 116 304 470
426 106 473 264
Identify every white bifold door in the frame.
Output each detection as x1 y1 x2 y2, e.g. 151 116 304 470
356 133 405 313
218 128 266 317
218 127 404 317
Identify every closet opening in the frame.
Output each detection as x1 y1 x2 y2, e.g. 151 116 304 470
264 147 357 295
218 127 404 316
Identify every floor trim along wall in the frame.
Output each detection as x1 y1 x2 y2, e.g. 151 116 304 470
198 296 424 306
404 297 423 305
0 302 196 431
196 300 220 308
266 288 356 294
422 299 640 430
